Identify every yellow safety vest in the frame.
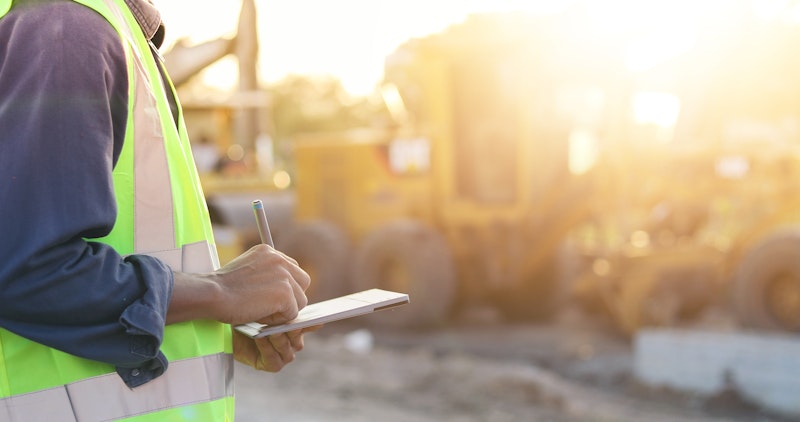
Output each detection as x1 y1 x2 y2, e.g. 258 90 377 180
0 0 234 420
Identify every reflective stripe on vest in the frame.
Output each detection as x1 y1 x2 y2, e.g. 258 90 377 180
0 353 232 422
0 0 232 420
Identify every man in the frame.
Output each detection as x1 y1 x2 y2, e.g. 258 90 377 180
0 0 315 420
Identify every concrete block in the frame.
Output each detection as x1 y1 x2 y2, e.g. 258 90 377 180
634 329 800 418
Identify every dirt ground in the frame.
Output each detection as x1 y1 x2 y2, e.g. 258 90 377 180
231 305 795 422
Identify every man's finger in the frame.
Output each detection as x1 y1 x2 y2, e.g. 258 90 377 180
285 325 323 349
268 333 296 363
254 336 285 372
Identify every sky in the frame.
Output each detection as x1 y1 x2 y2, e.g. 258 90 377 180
155 0 799 96
155 0 570 95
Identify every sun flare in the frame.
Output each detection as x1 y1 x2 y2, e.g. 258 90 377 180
156 0 798 96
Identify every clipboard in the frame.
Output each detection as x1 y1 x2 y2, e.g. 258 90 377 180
234 288 410 338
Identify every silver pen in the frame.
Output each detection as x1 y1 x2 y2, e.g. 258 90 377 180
252 199 274 247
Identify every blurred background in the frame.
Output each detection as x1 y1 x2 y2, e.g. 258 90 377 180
157 0 800 420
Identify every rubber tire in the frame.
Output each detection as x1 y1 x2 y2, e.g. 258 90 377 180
734 229 800 333
351 219 457 328
277 220 350 303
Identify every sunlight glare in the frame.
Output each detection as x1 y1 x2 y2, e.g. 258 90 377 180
753 0 793 21
632 92 681 128
568 130 600 175
156 0 783 96
625 32 696 72
156 0 575 96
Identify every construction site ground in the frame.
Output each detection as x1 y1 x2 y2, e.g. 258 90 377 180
233 304 796 422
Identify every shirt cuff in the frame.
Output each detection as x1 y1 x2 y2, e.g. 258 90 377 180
116 351 168 388
116 254 174 388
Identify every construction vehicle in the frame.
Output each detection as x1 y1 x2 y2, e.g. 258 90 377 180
283 14 603 327
560 20 800 337
167 2 800 335
571 11 800 335
281 10 800 335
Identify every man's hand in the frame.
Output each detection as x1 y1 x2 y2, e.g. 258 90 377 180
232 325 323 372
167 244 319 373
167 244 311 326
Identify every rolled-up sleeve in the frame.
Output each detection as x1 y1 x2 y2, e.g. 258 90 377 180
0 2 172 387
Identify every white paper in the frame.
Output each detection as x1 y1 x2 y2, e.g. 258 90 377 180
234 288 410 338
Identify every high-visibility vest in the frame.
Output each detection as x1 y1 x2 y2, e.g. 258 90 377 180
0 0 234 420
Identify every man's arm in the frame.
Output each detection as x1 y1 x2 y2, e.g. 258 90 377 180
0 1 314 384
0 1 175 383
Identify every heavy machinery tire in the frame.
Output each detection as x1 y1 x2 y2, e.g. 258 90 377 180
734 229 800 333
351 219 457 328
277 220 351 303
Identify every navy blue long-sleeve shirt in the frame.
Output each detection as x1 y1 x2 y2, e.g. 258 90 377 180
0 0 174 388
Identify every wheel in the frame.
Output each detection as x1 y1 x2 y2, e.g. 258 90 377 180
351 220 456 328
734 230 800 333
277 220 350 303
